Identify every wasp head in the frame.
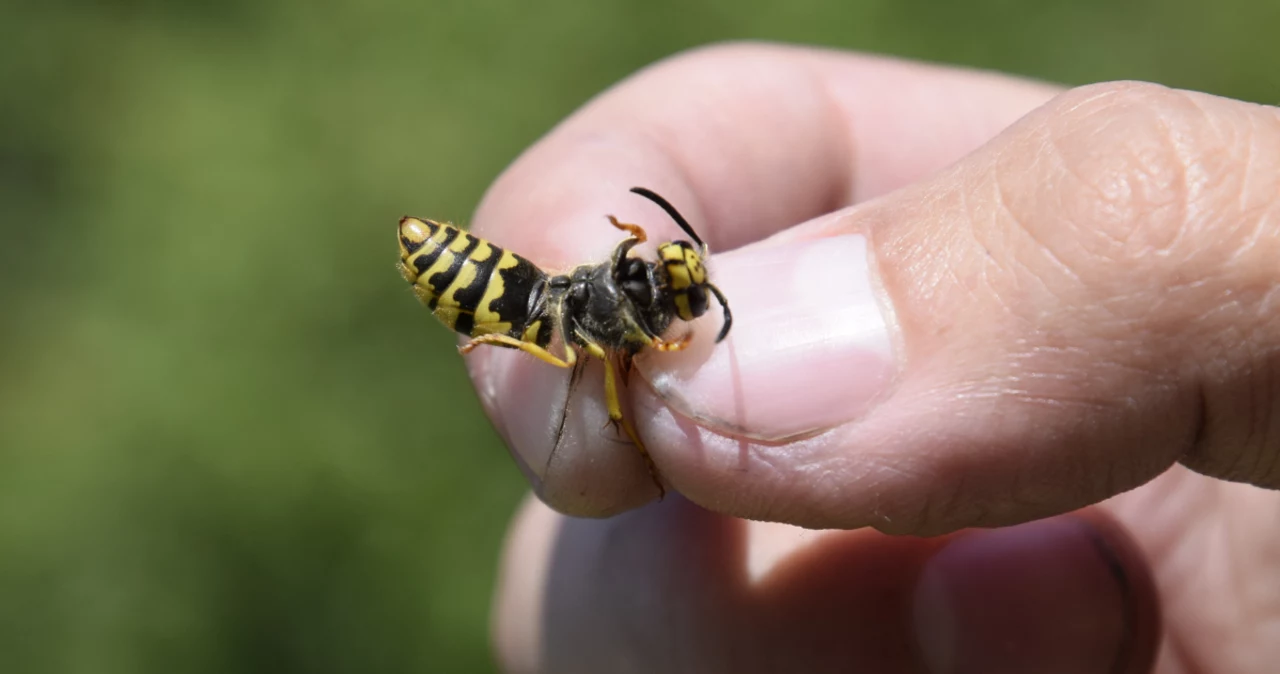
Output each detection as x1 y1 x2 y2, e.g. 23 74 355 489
657 240 710 320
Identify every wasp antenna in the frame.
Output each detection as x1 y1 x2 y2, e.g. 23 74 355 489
629 187 704 248
707 283 732 343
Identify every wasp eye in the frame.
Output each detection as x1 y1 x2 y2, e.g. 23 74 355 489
687 285 709 317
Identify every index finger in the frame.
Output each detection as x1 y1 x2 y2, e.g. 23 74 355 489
465 43 1060 515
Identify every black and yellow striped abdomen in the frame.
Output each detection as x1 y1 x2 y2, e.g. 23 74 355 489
398 217 551 345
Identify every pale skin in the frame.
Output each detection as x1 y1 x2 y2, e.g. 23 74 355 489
461 44 1280 673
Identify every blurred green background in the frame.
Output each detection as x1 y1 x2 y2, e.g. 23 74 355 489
0 0 1275 672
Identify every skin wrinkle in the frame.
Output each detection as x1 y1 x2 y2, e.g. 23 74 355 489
1012 347 1163 394
999 391 1123 413
795 442 921 531
998 454 1075 527
999 215 1073 317
1018 341 1136 374
939 250 980 313
737 435 793 482
889 399 1036 532
1228 123 1280 267
1049 113 1249 393
888 199 951 308
945 364 1134 411
1230 199 1271 266
1184 307 1280 485
1158 95 1221 258
845 452 932 527
957 173 1012 309
1244 112 1280 255
1044 86 1194 258
1053 80 1138 118
1097 421 1146 504
1044 104 1133 238
993 155 1089 301
1044 91 1203 271
948 380 1137 520
798 467 847 525
1139 106 1197 258
922 459 975 534
1004 457 1060 517
1238 114 1255 215
861 465 944 535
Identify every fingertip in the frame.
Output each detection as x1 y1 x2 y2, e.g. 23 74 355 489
491 495 559 674
912 512 1160 674
493 499 1161 673
495 495 936 673
467 348 658 517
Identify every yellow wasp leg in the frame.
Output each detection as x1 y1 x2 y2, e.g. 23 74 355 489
584 341 665 498
649 331 693 352
459 333 577 368
606 215 648 243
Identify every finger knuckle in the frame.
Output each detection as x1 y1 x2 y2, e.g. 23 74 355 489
1043 82 1211 257
1181 358 1280 488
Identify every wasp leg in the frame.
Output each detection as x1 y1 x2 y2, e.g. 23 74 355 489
459 333 576 368
606 215 648 269
650 331 693 352
606 215 648 243
583 341 665 498
543 356 588 483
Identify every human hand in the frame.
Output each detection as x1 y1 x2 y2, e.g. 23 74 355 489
464 44 1280 673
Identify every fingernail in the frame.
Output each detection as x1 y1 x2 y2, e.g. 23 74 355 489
639 234 895 442
913 516 1141 674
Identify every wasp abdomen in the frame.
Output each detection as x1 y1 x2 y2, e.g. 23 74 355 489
398 217 551 346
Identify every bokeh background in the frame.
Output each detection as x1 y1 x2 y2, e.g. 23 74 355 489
1 0 1275 672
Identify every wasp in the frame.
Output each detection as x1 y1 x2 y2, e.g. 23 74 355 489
396 187 731 495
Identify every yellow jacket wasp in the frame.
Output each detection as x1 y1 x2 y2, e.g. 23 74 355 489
396 187 731 495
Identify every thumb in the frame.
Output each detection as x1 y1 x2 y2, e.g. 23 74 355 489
640 81 1280 532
